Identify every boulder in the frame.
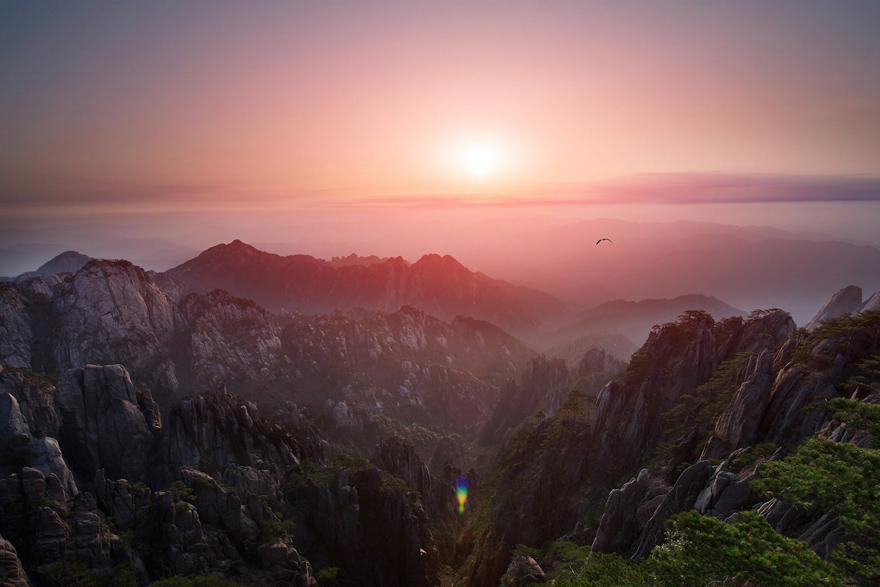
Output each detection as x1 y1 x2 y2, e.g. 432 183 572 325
503 556 546 585
0 534 31 586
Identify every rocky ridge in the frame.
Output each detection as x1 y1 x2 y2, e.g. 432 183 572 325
164 240 566 341
805 284 880 330
0 258 535 429
470 307 880 586
464 309 801 587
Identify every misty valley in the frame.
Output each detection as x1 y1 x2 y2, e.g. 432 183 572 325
1 242 879 587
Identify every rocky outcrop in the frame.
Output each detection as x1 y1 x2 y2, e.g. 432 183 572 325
281 305 533 429
374 436 432 498
1 378 328 586
0 467 140 586
346 466 440 587
161 391 304 482
502 556 546 586
0 534 31 586
54 365 157 484
805 285 880 330
178 289 288 390
0 367 61 439
0 370 78 496
467 310 799 587
0 287 33 368
372 435 463 560
589 458 759 560
284 455 440 587
576 347 624 379
590 310 795 478
864 289 880 312
713 349 775 449
590 469 656 555
52 260 181 395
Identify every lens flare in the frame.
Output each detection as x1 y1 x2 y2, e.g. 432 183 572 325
456 475 470 515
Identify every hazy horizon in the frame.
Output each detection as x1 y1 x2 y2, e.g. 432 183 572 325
3 1 880 322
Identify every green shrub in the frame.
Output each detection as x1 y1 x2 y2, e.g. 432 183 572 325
315 567 339 584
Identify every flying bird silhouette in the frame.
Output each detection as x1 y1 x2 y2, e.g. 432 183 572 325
596 238 612 245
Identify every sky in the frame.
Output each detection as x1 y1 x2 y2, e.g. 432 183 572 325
2 0 880 272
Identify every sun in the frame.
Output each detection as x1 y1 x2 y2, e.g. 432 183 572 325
457 141 505 180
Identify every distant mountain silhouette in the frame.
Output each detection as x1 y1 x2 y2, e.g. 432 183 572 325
164 240 566 339
458 219 880 325
5 250 94 282
33 250 93 275
541 294 747 354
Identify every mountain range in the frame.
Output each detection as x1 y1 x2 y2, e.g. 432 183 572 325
164 240 565 343
1 239 880 585
6 218 880 328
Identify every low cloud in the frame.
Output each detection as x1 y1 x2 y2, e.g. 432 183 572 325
3 172 880 216
348 173 880 208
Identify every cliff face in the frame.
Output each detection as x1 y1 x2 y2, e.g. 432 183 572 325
1 362 449 586
52 260 182 395
465 310 798 587
473 308 880 586
279 306 533 429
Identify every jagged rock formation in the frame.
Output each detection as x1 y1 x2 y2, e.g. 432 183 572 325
806 284 880 329
54 365 159 485
177 289 288 391
465 309 798 587
589 310 795 482
0 364 330 585
569 347 624 397
52 260 181 395
502 555 546 586
0 534 30 586
280 305 533 428
282 439 447 586
0 287 34 368
469 307 880 587
373 435 467 562
1 360 458 586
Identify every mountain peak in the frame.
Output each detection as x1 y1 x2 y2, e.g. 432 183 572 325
226 239 258 252
413 253 468 273
34 250 92 276
805 285 866 330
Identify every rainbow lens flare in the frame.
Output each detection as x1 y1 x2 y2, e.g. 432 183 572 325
456 475 470 515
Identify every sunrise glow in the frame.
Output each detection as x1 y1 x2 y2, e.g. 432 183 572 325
458 141 505 180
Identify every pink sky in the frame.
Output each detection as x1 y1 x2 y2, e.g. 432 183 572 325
2 1 880 216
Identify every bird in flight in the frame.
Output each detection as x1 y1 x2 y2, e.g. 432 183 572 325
596 238 612 245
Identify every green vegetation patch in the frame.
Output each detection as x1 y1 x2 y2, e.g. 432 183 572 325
754 432 880 584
